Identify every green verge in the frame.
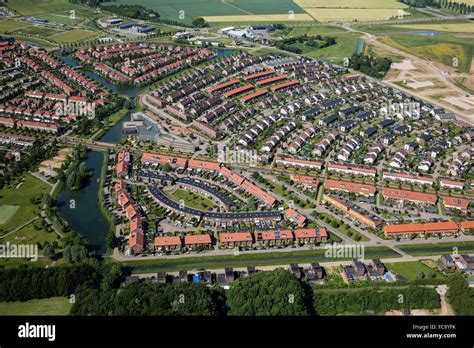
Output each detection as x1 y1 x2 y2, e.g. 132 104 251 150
98 151 115 255
120 246 400 273
397 241 474 256
0 297 72 315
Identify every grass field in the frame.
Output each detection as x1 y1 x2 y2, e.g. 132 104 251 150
3 223 59 247
385 261 446 281
0 297 71 315
37 13 83 25
165 188 216 210
49 29 99 43
0 174 49 234
0 205 19 225
122 246 400 273
0 20 32 32
398 241 474 256
12 25 64 37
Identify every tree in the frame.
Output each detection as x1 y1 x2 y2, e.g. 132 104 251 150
192 17 209 28
247 197 257 211
66 171 77 190
64 244 89 263
226 269 309 316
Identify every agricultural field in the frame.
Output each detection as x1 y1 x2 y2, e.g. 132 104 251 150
393 22 474 33
203 14 313 23
0 297 72 315
295 0 410 22
102 0 307 24
6 0 90 16
304 8 410 22
0 174 50 235
294 0 409 9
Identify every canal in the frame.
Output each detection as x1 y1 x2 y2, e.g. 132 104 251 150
56 151 109 254
57 48 234 253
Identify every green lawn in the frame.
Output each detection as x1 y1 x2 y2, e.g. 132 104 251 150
38 13 83 26
123 246 400 273
13 26 64 37
398 241 474 256
0 20 32 32
0 297 71 315
3 223 59 246
0 205 19 225
385 261 446 281
0 174 50 234
166 188 216 210
49 29 100 43
303 32 360 65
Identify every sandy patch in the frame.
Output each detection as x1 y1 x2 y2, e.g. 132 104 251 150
442 96 474 110
39 147 73 171
391 59 416 70
407 81 434 89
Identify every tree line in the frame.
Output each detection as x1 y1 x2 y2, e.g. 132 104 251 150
0 260 122 302
349 53 392 79
9 263 474 316
273 34 337 54
399 0 474 14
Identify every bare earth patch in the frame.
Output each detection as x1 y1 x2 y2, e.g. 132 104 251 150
391 59 416 70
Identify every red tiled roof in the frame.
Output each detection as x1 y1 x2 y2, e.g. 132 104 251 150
460 221 474 230
241 179 276 206
382 187 437 205
294 228 328 239
270 80 300 91
240 88 268 103
154 235 182 247
187 159 221 171
255 230 293 241
243 70 275 80
219 232 253 243
184 234 212 245
223 84 253 98
207 79 240 92
284 209 307 225
257 75 287 85
324 179 376 196
442 196 469 210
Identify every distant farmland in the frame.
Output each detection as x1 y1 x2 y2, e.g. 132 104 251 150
295 0 410 22
101 0 307 24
